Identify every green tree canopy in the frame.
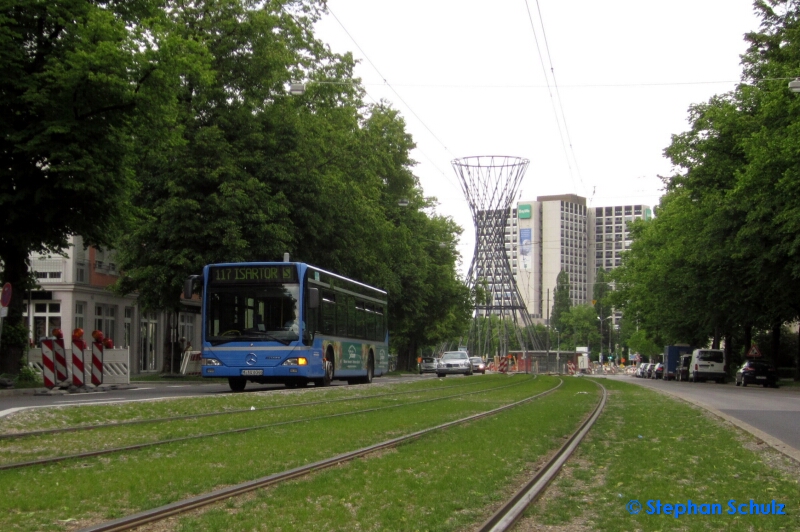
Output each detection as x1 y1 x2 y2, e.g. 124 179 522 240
0 0 174 371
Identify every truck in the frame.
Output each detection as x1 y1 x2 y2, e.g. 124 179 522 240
663 344 693 380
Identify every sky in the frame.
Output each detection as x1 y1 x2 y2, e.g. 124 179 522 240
313 1 763 273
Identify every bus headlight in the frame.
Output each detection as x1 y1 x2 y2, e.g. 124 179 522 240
201 358 222 366
282 357 308 366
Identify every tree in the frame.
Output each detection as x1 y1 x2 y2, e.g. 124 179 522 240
626 329 661 360
550 270 571 333
560 304 601 354
0 0 172 372
110 1 472 370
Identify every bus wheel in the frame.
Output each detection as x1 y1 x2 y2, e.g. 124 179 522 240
228 378 246 392
363 355 374 384
315 349 334 387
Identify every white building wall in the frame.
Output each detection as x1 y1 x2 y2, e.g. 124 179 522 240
23 236 201 375
540 200 563 320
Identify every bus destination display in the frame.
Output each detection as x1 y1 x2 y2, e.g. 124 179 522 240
210 265 298 284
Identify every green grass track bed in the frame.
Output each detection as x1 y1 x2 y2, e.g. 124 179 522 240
0 377 534 466
0 375 601 531
524 378 800 531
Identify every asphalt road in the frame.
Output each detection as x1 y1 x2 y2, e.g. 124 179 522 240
601 374 800 455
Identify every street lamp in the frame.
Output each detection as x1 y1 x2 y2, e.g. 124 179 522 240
597 315 613 364
789 78 800 93
552 327 561 373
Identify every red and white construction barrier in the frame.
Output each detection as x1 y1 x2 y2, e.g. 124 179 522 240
72 339 87 387
54 339 68 385
567 361 576 375
91 342 104 386
41 340 56 389
498 357 508 373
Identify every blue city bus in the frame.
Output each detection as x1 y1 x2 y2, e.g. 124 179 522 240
185 261 389 392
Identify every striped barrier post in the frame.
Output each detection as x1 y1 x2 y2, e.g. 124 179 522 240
91 342 104 386
41 340 56 389
54 338 69 385
499 357 508 373
72 339 87 387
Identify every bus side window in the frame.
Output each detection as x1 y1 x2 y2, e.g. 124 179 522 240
322 291 335 335
337 292 348 337
365 303 376 340
347 296 357 337
377 305 386 339
355 300 366 339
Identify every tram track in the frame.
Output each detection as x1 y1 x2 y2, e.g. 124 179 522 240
0 376 536 471
77 379 567 532
476 379 608 532
0 379 485 441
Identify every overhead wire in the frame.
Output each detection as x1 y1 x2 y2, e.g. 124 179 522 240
522 0 583 198
325 6 464 195
532 0 586 196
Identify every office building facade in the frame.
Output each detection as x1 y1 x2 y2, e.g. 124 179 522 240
502 197 652 324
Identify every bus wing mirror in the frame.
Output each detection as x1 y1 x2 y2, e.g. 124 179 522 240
308 287 320 309
184 275 199 299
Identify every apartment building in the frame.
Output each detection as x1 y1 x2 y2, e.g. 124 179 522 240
23 236 200 375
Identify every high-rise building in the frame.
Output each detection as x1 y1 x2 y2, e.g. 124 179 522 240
504 197 652 325
592 204 652 274
508 194 595 324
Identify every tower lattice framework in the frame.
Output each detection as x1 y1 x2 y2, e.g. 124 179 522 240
452 156 543 360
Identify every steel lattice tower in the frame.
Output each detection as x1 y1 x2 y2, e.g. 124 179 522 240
452 156 543 359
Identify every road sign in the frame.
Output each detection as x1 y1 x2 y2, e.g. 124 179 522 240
747 344 762 358
1 283 11 307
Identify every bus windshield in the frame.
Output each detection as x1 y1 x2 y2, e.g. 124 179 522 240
205 283 300 346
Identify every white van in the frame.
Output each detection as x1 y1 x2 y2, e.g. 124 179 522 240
688 349 726 383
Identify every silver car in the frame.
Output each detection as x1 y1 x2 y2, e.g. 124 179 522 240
419 357 438 374
437 351 473 377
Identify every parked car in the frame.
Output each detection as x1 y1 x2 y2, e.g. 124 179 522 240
645 363 655 379
688 349 726 383
735 360 778 388
469 357 486 374
635 362 648 378
676 354 692 382
651 363 664 379
419 357 438 374
437 351 473 377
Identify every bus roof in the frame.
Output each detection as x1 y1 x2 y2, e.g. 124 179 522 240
206 262 387 296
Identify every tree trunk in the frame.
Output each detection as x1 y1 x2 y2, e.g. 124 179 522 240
712 326 720 349
743 324 752 356
0 244 33 375
724 331 733 372
397 339 414 372
771 323 781 364
796 327 800 381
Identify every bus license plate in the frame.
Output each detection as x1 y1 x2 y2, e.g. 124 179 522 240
241 370 263 376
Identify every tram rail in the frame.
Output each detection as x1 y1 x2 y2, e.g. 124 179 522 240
476 380 608 532
77 379 566 532
0 376 536 471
